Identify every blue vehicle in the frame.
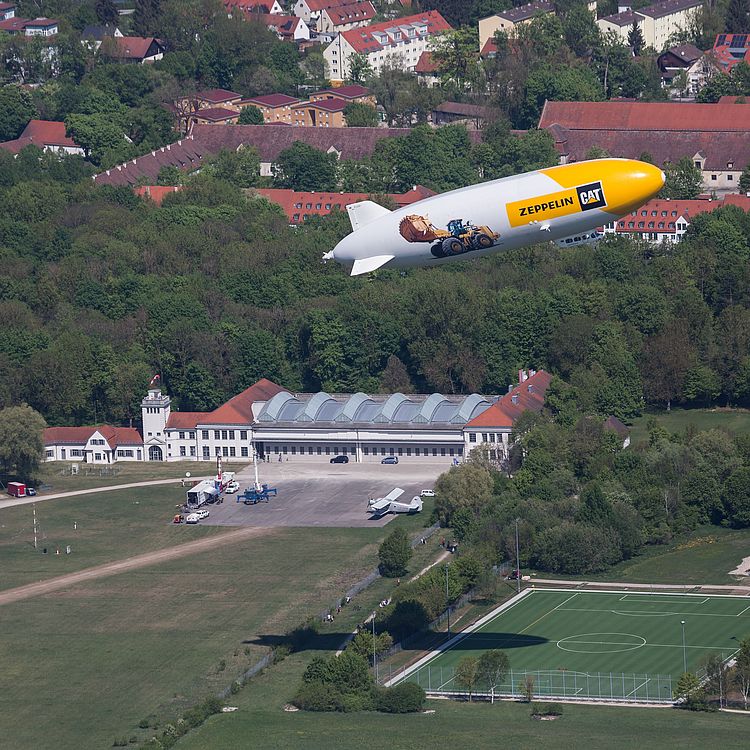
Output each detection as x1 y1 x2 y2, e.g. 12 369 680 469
237 483 278 505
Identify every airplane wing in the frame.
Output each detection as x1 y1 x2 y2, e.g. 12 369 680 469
351 255 394 276
383 487 404 502
368 498 391 517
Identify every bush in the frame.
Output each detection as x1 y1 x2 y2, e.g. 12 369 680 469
378 527 412 577
293 682 345 712
376 683 426 713
531 702 563 716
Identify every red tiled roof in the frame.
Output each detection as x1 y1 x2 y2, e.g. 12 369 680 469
712 33 750 72
165 412 209 429
249 12 302 33
254 186 435 222
313 84 371 99
299 97 347 112
244 93 300 107
0 17 28 32
323 0 375 25
415 50 437 72
44 425 142 447
465 370 551 428
25 16 58 26
202 378 285 424
341 10 451 54
197 88 241 104
193 107 239 122
722 194 750 209
304 0 360 10
224 0 277 9
133 185 183 205
0 3 16 10
0 119 78 154
539 100 750 132
111 36 163 60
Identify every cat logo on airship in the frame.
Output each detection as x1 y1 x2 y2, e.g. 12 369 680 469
576 182 606 210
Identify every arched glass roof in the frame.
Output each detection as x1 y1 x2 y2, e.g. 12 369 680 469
257 391 298 422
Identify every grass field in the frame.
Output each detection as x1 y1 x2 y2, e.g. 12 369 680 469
400 590 750 701
176 650 750 750
629 408 750 445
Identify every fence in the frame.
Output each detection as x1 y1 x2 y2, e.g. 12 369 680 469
385 664 675 703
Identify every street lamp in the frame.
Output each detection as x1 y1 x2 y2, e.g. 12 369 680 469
515 518 521 594
372 613 378 682
445 563 451 638
681 620 687 673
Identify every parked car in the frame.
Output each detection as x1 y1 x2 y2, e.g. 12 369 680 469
185 513 200 524
420 489 435 497
330 455 349 464
225 481 240 494
26 487 37 496
381 456 398 464
195 509 210 520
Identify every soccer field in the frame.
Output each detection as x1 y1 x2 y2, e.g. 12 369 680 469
399 589 750 702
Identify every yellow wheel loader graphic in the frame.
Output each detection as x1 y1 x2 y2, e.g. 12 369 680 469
398 215 500 258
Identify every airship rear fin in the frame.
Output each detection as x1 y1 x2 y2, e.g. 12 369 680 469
346 201 391 232
350 255 394 276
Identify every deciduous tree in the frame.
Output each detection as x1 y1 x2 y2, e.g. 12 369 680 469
0 404 46 479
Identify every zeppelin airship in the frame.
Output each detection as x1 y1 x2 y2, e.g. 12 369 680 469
323 158 665 275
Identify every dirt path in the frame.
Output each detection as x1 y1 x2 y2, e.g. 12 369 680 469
409 549 451 582
0 526 273 606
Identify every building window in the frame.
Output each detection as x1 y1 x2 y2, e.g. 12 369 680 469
482 433 488 442
215 447 221 456
440 447 446 456
325 446 330 454
398 447 403 455
728 174 734 181
190 446 196 456
222 447 229 457
230 447 235 457
291 446 297 455
221 430 228 440
214 430 220 440
228 430 235 439
202 430 209 440
308 447 313 455
432 447 438 456
274 446 279 454
240 430 247 440
180 446 186 456
202 446 210 458
317 447 322 454
449 448 455 456
241 447 248 457
283 446 288 454
179 431 185 439
711 174 717 180
469 433 476 442
406 447 411 456
46 450 54 458
190 432 195 440
364 447 369 455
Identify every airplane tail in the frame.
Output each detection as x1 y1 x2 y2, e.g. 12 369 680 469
346 201 391 232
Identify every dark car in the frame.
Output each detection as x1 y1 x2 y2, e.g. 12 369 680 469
381 456 398 464
330 455 349 464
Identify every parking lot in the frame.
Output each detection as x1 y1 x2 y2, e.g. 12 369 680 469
191 460 448 528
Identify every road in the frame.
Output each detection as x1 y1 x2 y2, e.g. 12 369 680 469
0 525 273 606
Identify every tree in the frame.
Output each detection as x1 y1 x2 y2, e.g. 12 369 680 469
661 157 702 199
348 630 394 663
434 463 494 526
348 53 373 84
734 637 750 709
134 0 161 36
0 86 35 141
203 147 261 188
0 404 46 479
343 102 378 127
726 0 750 34
627 21 644 55
477 650 510 693
95 0 119 25
378 527 412 577
682 365 720 406
238 105 264 124
64 114 129 166
673 671 701 701
739 164 750 193
454 656 480 700
430 27 483 92
272 142 338 191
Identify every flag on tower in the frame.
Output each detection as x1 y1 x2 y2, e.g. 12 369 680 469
149 374 161 387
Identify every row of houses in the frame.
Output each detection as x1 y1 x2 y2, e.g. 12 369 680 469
0 3 59 36
43 370 553 465
183 85 375 127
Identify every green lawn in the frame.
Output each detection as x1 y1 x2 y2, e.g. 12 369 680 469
175 651 750 750
629 408 750 445
401 590 750 700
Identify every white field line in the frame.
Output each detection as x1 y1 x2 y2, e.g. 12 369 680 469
565 606 750 619
737 604 750 616
624 678 650 699
618 595 709 604
519 592 579 634
383 588 535 687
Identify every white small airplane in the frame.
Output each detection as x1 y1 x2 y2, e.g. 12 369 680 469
367 487 423 518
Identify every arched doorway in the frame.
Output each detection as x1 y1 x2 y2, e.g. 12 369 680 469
149 446 163 461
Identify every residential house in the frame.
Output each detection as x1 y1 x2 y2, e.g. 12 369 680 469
80 23 123 50
0 14 58 35
134 185 183 205
224 0 283 15
539 100 750 191
23 17 58 36
191 107 240 125
711 33 750 73
657 42 713 95
479 0 596 50
242 93 301 123
603 416 631 448
318 0 375 34
0 2 16 20
0 119 84 155
293 0 359 25
432 101 494 128
103 36 166 63
253 185 435 223
251 12 311 40
596 0 702 50
92 124 483 184
309 84 375 104
44 426 144 464
602 195 750 243
195 89 244 110
415 50 439 86
324 10 452 83
292 97 348 126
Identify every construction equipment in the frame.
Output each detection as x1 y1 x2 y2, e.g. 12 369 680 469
237 484 278 505
398 214 500 258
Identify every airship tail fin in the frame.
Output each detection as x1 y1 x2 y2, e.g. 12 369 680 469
351 255 394 276
347 201 391 232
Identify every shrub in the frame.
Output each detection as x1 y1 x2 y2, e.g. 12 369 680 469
531 702 563 716
293 682 345 712
376 683 426 713
230 680 242 695
378 528 412 577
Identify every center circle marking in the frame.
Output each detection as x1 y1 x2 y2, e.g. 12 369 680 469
556 632 647 654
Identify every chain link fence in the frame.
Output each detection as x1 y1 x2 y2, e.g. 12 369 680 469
384 664 676 703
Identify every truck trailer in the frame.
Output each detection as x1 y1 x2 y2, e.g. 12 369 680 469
185 479 219 508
